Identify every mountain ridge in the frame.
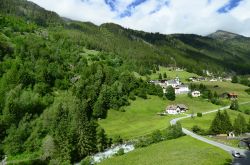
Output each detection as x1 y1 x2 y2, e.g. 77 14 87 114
1 0 250 75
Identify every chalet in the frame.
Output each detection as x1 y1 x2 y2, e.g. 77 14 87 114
191 91 201 97
227 93 238 100
198 77 206 81
210 78 218 82
166 77 181 88
150 77 190 95
175 85 190 94
166 104 188 114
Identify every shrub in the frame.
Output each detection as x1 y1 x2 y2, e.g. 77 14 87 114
113 135 123 145
192 125 207 135
165 122 184 139
197 112 202 117
135 137 152 148
119 107 126 112
129 92 136 100
80 156 93 165
244 109 250 115
115 148 124 156
150 130 162 143
245 88 250 95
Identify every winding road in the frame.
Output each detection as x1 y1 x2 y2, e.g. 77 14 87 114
170 102 250 157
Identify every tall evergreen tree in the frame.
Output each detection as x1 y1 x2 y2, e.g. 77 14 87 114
209 110 223 134
96 127 108 152
165 86 175 101
158 73 162 80
233 114 247 135
163 72 167 79
221 110 233 133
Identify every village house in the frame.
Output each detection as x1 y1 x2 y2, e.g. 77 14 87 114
166 104 189 114
166 77 181 88
210 78 218 82
227 93 238 100
191 91 201 97
175 85 190 94
150 77 190 95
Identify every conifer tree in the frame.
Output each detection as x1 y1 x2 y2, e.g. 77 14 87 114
233 114 247 135
165 86 175 101
221 110 233 132
163 72 167 79
209 110 223 134
159 73 162 80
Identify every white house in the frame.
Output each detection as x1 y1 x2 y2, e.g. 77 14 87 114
175 85 190 94
166 104 188 114
191 91 201 97
166 77 181 88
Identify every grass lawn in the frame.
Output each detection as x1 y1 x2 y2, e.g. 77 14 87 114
134 66 198 82
98 136 232 165
195 81 250 102
99 96 181 139
181 109 250 131
205 136 240 148
240 102 250 113
169 95 221 114
99 95 220 139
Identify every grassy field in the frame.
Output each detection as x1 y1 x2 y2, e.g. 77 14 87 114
134 66 198 82
98 136 232 165
240 102 250 113
181 109 250 131
99 95 220 139
205 136 240 148
195 81 250 102
99 96 181 139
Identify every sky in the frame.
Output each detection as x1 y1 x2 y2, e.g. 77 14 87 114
29 0 250 36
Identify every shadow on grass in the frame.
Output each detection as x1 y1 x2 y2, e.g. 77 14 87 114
232 151 250 165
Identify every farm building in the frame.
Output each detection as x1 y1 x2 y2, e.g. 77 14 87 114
166 104 188 114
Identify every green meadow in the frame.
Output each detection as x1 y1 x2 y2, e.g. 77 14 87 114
99 95 221 139
134 66 198 82
180 109 250 131
196 81 250 102
99 136 232 165
240 102 250 113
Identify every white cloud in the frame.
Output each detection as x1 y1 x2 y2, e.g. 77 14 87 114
29 0 250 36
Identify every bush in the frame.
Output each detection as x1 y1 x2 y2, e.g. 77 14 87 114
197 112 202 117
113 135 123 145
115 148 125 156
244 109 250 115
191 125 206 135
80 156 93 165
135 137 152 148
119 107 126 112
151 130 162 143
129 92 136 100
165 122 184 139
245 88 250 95
211 98 221 105
230 100 239 110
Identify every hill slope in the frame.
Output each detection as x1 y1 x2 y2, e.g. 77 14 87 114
1 0 250 75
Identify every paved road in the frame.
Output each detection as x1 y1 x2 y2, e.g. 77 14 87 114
170 102 250 156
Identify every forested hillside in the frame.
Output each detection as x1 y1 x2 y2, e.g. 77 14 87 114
0 0 164 164
0 0 250 164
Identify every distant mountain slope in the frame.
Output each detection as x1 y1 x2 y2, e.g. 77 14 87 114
0 0 63 26
208 30 243 40
1 0 250 75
